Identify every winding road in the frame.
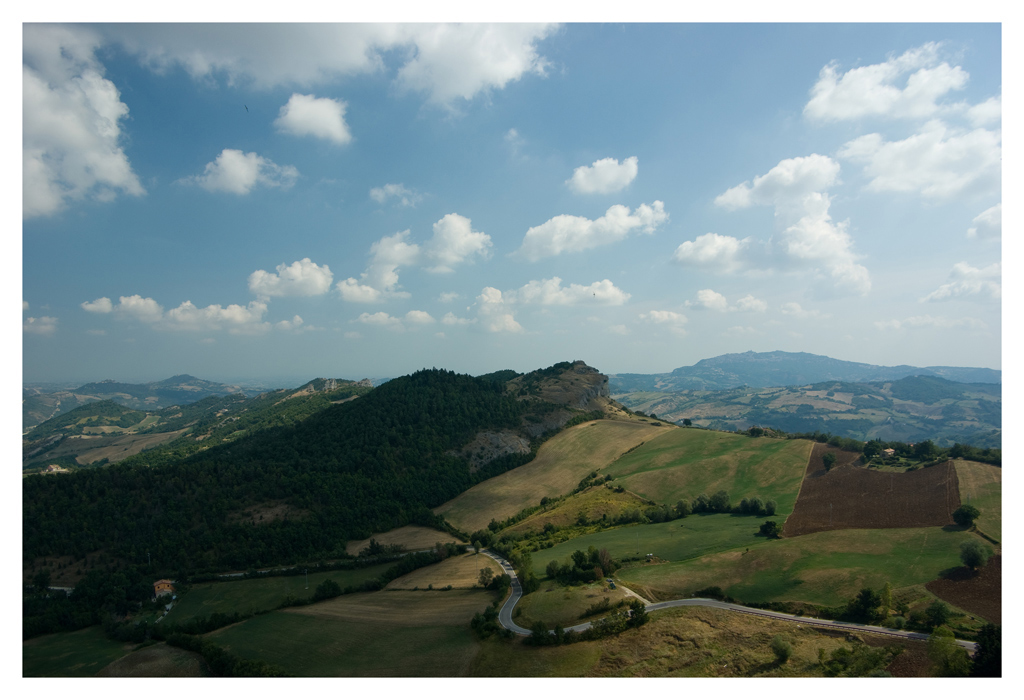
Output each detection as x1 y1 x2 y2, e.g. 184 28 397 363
480 550 977 651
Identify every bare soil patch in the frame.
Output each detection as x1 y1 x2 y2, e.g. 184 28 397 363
95 643 209 677
925 554 1001 624
345 525 466 557
783 447 959 537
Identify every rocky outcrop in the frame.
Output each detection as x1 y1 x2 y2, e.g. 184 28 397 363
458 430 533 472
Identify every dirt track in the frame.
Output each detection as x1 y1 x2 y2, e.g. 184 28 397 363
783 447 960 537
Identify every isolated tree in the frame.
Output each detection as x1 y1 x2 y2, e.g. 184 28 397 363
928 625 970 676
771 636 793 664
710 490 731 513
478 567 494 588
749 497 765 517
959 540 991 570
759 521 780 538
848 588 882 622
952 504 980 528
627 598 649 627
674 500 691 518
822 452 837 472
472 540 481 554
926 600 952 629
312 579 342 602
683 419 692 426
764 500 777 516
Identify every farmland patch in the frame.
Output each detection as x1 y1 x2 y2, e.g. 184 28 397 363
386 552 494 590
953 459 1001 542
783 447 959 537
96 642 209 677
925 554 1001 624
345 525 466 556
23 626 133 677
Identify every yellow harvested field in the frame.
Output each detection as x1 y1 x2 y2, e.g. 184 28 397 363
503 487 648 536
954 459 1002 542
436 419 672 532
72 429 188 464
345 525 466 556
287 589 494 626
386 552 495 590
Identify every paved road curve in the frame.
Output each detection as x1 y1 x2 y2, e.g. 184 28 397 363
480 550 977 651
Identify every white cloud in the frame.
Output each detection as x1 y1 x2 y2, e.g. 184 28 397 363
780 302 830 320
116 295 165 324
713 155 870 295
355 311 404 329
81 297 113 313
476 287 522 333
875 315 986 331
181 149 299 195
838 121 1000 199
640 310 687 326
24 316 58 335
518 201 667 261
441 312 475 326
922 262 1000 302
23 24 145 219
804 43 968 122
967 96 1001 127
511 278 630 306
567 156 638 194
672 233 751 273
338 230 418 303
735 295 768 313
274 93 352 145
275 315 305 332
423 214 492 273
248 258 333 299
967 204 1001 240
439 292 460 303
105 24 556 108
163 300 270 334
23 301 29 311
405 310 435 324
370 183 422 207
608 325 629 336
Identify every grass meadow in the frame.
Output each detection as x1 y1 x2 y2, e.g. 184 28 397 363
617 525 974 606
436 419 672 532
603 429 812 511
531 513 772 577
515 580 630 627
206 589 495 676
163 561 395 625
954 459 1001 542
23 625 133 677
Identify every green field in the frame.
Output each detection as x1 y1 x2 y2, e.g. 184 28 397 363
206 589 494 676
618 526 975 606
23 626 133 677
954 459 1001 543
515 580 629 627
436 419 672 532
164 562 395 625
603 429 812 510
531 513 773 577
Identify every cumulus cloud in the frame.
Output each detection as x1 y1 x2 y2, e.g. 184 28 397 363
566 156 638 194
712 155 870 295
163 300 270 334
439 292 460 303
24 316 58 335
510 278 630 306
274 93 352 145
639 310 687 335
404 310 435 324
370 183 422 208
967 96 1001 127
780 302 830 320
518 201 667 261
687 289 767 313
476 287 522 333
338 230 418 302
103 24 556 108
672 233 752 273
967 204 1001 240
81 297 113 313
275 315 305 332
441 312 475 326
875 315 987 331
355 311 404 329
116 294 165 324
804 43 969 122
922 262 1000 302
838 120 1000 200
181 149 299 195
423 214 492 273
248 258 333 299
23 24 145 219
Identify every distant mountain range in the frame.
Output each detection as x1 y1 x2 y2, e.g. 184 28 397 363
610 351 1000 393
22 374 267 430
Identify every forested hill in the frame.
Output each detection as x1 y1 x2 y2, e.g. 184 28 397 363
23 363 606 576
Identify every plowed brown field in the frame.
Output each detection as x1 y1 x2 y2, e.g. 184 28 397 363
782 446 960 537
925 554 1001 624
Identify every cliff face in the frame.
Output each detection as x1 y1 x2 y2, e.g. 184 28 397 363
457 361 611 470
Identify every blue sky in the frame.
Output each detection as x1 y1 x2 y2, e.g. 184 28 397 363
20 21 1003 385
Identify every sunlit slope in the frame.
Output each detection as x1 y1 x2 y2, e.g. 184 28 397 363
617 526 973 606
954 459 1001 543
436 419 671 533
603 429 812 512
